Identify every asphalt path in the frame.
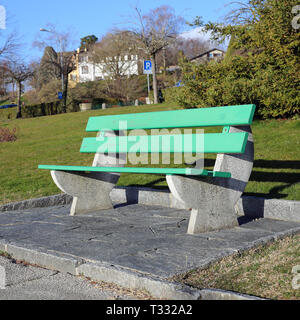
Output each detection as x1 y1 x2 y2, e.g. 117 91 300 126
0 255 150 300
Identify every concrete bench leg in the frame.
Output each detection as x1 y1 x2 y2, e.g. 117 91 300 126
50 130 126 216
167 126 254 234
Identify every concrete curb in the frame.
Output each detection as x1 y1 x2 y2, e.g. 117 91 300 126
0 241 264 300
0 194 73 212
0 242 83 275
199 289 265 300
76 262 201 300
1 186 299 223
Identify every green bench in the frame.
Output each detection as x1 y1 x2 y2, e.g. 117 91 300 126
39 104 255 234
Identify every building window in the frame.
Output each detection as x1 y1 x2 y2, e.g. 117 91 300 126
81 66 89 74
79 55 88 63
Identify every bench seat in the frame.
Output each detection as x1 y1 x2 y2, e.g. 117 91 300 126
38 165 231 178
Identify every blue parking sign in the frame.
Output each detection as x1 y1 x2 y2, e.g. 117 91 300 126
144 60 152 74
58 92 63 100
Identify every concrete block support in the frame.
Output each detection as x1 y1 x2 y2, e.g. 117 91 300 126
50 130 126 216
167 126 254 234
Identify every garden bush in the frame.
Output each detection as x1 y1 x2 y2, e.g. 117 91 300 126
176 0 300 119
22 100 79 118
161 87 183 104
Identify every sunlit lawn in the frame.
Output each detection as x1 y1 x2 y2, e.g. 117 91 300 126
0 103 300 204
174 234 300 300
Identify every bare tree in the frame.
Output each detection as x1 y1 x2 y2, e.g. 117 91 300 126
91 31 139 80
4 60 34 118
34 26 76 112
90 31 146 102
0 61 9 95
156 37 211 68
0 6 20 60
128 5 185 104
0 33 19 60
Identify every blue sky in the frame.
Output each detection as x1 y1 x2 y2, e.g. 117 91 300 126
1 0 232 62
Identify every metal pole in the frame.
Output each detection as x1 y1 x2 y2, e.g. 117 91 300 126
147 74 150 97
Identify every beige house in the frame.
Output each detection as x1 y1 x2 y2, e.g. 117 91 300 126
68 48 81 87
190 48 225 64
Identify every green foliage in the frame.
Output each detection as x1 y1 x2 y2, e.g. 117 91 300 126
0 107 17 120
178 0 300 118
177 57 259 109
80 35 98 50
22 101 64 118
21 76 148 120
161 87 183 104
68 81 117 105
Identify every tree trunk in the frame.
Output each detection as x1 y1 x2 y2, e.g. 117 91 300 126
151 54 158 104
163 48 167 76
16 81 22 119
12 79 15 98
62 75 68 113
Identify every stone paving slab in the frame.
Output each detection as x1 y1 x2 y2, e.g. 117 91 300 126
1 204 300 282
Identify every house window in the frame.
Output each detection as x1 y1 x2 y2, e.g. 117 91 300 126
81 66 89 74
79 55 88 63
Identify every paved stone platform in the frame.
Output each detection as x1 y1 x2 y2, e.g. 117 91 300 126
1 203 300 279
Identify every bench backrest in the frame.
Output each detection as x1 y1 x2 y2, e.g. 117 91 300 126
86 105 256 131
80 105 256 155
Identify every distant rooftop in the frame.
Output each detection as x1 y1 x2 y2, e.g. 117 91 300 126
190 48 225 61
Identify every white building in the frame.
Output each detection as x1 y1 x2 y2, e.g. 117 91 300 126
77 51 140 83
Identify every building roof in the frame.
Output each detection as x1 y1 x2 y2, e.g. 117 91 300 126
189 48 225 61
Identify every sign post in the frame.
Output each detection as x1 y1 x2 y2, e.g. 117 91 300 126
147 74 150 97
143 60 152 98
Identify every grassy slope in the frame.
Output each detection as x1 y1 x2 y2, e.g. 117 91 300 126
0 106 17 121
174 234 300 300
0 104 300 204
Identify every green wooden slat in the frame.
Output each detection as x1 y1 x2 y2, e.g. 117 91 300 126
80 132 248 154
38 165 231 178
86 105 256 131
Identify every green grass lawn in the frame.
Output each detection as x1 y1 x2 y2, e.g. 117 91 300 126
0 106 17 121
0 103 300 204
